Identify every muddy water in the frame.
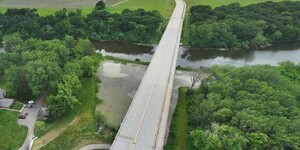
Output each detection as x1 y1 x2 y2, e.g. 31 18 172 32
94 42 300 68
96 61 205 128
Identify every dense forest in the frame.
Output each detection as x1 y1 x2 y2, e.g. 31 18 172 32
189 1 300 50
0 5 163 43
0 34 99 118
187 63 300 149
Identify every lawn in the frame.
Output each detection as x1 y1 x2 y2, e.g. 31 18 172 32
0 110 27 150
11 102 23 111
164 87 188 150
33 77 112 150
101 0 175 18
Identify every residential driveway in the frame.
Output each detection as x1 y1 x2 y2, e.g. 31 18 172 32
18 101 42 150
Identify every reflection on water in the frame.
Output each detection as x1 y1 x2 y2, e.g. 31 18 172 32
94 41 300 68
93 41 154 62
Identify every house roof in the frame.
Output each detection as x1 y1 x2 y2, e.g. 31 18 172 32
0 98 14 108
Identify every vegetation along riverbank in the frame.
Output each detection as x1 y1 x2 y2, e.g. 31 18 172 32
167 63 300 149
185 1 300 50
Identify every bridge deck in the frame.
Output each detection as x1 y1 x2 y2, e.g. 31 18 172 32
110 0 185 149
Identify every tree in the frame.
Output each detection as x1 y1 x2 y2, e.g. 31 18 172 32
190 71 201 89
95 0 105 10
26 59 62 96
47 74 81 118
3 33 23 52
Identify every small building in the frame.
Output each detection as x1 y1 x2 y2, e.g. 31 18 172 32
37 107 49 120
0 98 14 108
0 88 5 99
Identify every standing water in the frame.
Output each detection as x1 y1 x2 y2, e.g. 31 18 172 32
94 42 300 68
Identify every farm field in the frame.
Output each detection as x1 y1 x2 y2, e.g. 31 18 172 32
106 0 175 18
0 0 174 17
187 0 300 8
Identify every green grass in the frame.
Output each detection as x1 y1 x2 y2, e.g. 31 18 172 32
11 102 23 110
187 0 300 8
0 7 93 16
164 87 188 150
0 110 28 150
38 77 104 150
106 0 175 18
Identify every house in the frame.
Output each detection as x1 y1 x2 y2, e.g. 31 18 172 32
0 98 14 108
37 107 49 120
0 88 14 108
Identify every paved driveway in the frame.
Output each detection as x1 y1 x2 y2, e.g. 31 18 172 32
18 101 42 150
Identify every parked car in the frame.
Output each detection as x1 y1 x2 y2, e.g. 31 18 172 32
18 113 26 119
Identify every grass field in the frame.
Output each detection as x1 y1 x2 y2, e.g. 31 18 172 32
187 0 300 8
0 110 27 150
0 0 175 18
33 77 112 150
107 0 175 18
164 88 188 150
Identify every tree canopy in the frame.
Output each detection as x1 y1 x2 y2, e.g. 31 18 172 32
187 63 300 149
0 7 163 43
189 1 300 50
0 35 100 118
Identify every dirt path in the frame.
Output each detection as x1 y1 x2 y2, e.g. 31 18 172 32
79 144 111 150
32 116 80 150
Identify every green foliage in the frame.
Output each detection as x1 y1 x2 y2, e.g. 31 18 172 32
2 33 23 52
35 121 46 137
47 74 81 118
0 110 27 150
95 0 105 10
189 1 300 49
164 88 188 150
40 78 114 150
0 8 163 44
187 64 300 149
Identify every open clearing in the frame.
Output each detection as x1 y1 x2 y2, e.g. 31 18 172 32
0 0 174 17
0 110 27 150
107 0 175 18
33 78 107 150
187 0 300 8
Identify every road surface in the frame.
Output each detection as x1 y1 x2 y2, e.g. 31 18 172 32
110 0 186 149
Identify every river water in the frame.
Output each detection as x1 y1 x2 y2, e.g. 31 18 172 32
94 42 300 68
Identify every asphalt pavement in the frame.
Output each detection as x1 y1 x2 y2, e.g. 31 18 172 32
110 0 186 149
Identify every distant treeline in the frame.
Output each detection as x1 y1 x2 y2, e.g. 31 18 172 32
0 7 163 43
189 1 300 50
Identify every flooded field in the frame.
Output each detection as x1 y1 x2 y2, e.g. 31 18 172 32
96 61 206 128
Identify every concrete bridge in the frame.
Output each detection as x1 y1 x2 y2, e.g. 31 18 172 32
110 0 186 149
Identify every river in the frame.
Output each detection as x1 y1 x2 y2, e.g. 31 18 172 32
94 41 300 68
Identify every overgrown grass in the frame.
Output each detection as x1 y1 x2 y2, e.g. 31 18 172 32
104 55 149 66
164 87 188 150
106 0 175 18
0 110 27 150
37 77 106 150
11 102 23 110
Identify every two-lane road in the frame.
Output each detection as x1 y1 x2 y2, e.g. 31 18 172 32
111 0 186 149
